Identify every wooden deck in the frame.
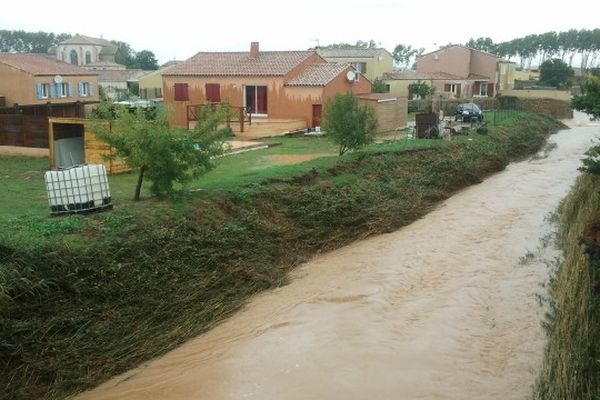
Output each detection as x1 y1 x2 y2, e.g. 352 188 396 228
231 117 307 139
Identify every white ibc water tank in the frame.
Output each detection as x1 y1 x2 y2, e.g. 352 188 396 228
44 164 112 215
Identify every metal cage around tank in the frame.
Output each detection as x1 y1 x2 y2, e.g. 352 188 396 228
44 164 112 215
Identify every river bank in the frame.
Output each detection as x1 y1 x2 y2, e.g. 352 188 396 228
535 168 600 399
75 113 599 400
1 113 566 399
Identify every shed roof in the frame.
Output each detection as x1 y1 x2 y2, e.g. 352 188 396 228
0 53 98 76
356 93 398 102
164 51 317 76
286 63 350 86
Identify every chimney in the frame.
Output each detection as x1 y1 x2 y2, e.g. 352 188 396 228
250 42 259 59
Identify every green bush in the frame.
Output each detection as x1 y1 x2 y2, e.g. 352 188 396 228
322 93 378 155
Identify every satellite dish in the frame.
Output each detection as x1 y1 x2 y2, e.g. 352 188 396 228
346 70 355 82
54 75 63 84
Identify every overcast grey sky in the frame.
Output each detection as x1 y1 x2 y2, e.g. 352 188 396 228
1 0 598 64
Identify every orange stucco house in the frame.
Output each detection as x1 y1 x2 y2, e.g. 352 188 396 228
0 53 99 113
0 53 99 148
415 45 505 98
163 42 372 137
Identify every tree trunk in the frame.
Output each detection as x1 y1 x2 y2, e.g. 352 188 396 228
134 165 146 201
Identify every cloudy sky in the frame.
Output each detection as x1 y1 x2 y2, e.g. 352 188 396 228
1 0 598 64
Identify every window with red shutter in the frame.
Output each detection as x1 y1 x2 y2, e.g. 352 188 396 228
174 83 189 101
205 84 221 103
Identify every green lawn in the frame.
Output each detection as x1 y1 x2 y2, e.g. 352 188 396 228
0 134 446 249
0 134 440 219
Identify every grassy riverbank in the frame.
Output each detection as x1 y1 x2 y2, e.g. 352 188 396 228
535 174 600 400
1 113 565 399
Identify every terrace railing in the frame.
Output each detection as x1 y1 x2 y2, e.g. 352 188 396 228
186 103 251 132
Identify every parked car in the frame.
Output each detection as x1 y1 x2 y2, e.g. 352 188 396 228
454 103 484 122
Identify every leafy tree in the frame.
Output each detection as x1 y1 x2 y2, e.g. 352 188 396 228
0 30 71 53
134 50 159 70
111 40 136 67
539 58 574 89
371 79 388 93
408 80 435 99
572 76 600 120
91 102 230 200
465 37 497 54
558 29 579 65
393 44 424 68
322 93 378 156
314 40 378 50
574 76 600 175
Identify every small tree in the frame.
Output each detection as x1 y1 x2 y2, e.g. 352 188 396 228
408 80 435 99
91 103 230 200
539 58 574 89
573 76 600 174
371 79 388 93
573 76 600 120
322 93 378 156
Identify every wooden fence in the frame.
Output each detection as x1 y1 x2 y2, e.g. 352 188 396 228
0 115 49 148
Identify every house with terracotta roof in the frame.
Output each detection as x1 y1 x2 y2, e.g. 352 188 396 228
317 48 394 82
163 42 373 137
0 53 99 110
413 45 513 98
0 53 98 147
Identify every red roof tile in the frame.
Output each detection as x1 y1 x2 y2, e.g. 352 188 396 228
0 53 97 76
286 63 350 86
164 51 316 76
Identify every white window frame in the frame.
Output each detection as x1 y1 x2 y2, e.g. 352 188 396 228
479 83 488 96
81 82 89 97
60 83 68 98
40 83 49 99
448 83 457 94
351 62 366 73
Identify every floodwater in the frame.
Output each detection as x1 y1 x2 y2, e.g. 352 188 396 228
77 113 600 400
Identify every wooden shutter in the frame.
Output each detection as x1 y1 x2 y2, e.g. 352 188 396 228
174 83 189 101
444 83 450 92
488 83 494 97
35 83 42 99
49 83 57 98
456 84 461 97
78 82 83 96
205 84 221 103
68 83 74 97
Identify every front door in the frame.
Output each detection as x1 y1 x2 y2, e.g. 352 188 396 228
312 104 322 128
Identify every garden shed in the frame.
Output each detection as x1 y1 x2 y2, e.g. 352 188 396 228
48 117 129 174
356 93 408 133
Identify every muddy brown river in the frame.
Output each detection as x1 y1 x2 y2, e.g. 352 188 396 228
77 114 600 400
